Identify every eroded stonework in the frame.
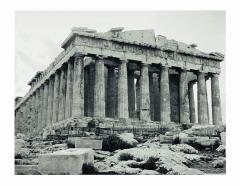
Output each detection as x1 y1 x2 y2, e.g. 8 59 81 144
15 27 224 136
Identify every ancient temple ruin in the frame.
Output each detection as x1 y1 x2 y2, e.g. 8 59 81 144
15 27 224 136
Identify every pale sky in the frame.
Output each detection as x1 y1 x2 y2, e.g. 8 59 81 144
15 11 225 123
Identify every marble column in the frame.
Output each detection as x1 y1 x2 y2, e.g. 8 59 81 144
159 66 171 123
93 57 105 117
88 64 95 117
128 70 136 118
84 67 89 116
46 77 54 126
197 72 209 124
153 74 160 121
72 55 84 117
31 93 36 133
139 64 150 121
188 81 196 123
107 66 117 118
38 86 44 131
35 89 40 130
179 69 190 123
136 76 140 118
58 66 67 121
52 71 60 123
149 72 155 120
42 82 49 128
65 62 74 118
211 74 223 125
117 59 129 119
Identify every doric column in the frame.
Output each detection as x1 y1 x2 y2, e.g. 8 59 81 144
117 59 129 119
107 66 117 118
65 61 74 118
93 57 105 117
211 74 223 125
37 86 44 131
197 72 209 124
87 64 95 117
46 77 54 126
58 66 67 121
153 74 160 121
32 92 37 133
42 82 49 128
52 71 60 123
35 89 40 130
179 69 190 123
149 72 155 120
30 95 35 134
84 66 89 116
136 76 140 118
128 69 136 118
72 54 84 117
188 81 196 123
159 66 171 123
139 64 150 121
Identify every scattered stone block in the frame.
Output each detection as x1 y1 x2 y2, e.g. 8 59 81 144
216 145 226 153
70 137 103 150
15 165 40 175
15 139 26 153
212 157 226 168
38 148 94 175
220 132 226 145
102 133 138 152
184 125 225 137
170 144 198 154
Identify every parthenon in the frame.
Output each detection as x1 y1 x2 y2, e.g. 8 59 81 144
15 27 224 136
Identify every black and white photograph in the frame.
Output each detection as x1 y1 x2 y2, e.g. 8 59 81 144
14 10 226 175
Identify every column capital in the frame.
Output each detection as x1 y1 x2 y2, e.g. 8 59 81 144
95 55 106 63
74 52 86 59
141 63 149 67
119 57 128 63
210 73 220 78
161 65 170 70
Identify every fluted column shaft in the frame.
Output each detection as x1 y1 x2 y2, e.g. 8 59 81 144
159 66 171 123
179 69 190 123
65 62 74 118
197 72 209 124
93 58 105 117
87 64 95 117
35 89 40 130
128 70 136 118
58 67 67 121
107 66 117 118
139 64 150 121
188 81 196 123
52 72 60 123
117 59 129 119
149 72 155 120
136 77 140 118
72 55 84 117
46 77 54 126
42 82 49 128
153 74 160 121
37 86 44 131
211 74 223 125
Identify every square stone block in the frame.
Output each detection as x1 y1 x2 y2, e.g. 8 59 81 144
220 132 226 145
74 137 103 150
38 148 94 175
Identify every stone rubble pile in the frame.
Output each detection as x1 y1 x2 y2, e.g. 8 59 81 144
15 123 226 175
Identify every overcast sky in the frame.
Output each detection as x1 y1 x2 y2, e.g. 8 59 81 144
15 11 225 123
